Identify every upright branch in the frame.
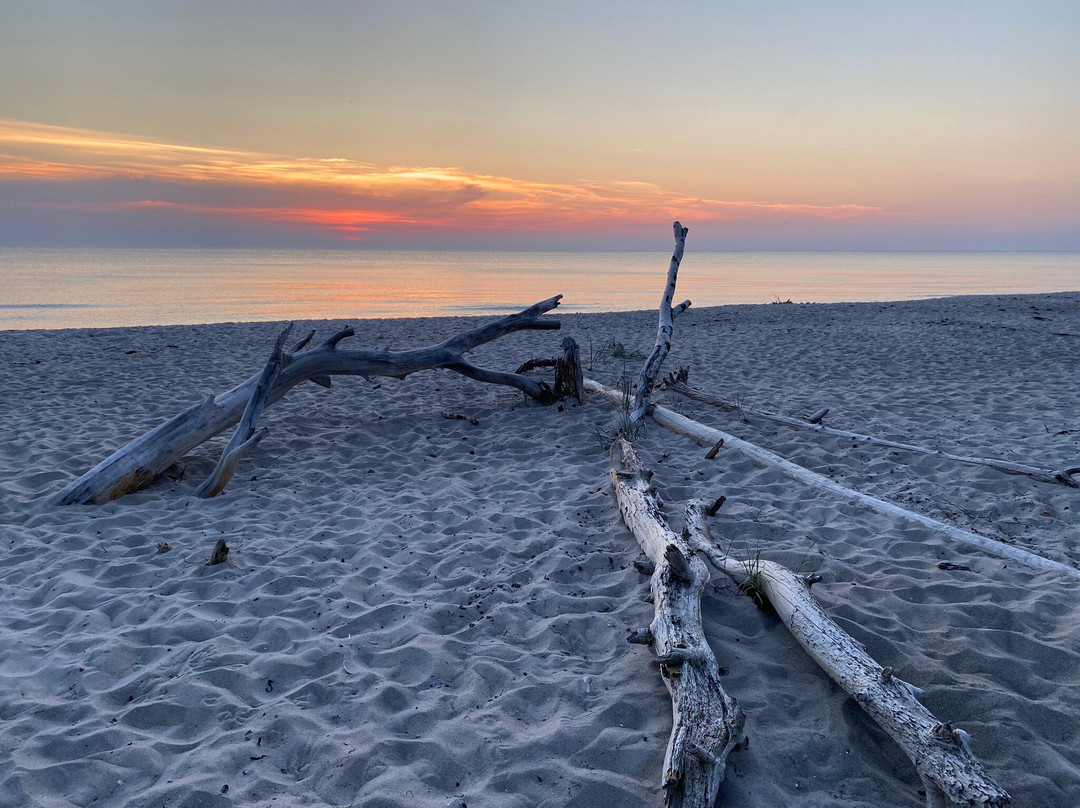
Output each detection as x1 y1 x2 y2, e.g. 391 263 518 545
54 296 564 505
684 501 1010 808
630 221 691 423
610 436 744 807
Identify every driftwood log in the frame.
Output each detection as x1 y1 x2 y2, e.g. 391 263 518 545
54 296 564 505
684 500 1010 808
630 221 691 423
586 379 1080 581
610 436 744 807
664 370 1079 488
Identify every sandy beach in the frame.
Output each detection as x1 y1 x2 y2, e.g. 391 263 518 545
2 291 1079 808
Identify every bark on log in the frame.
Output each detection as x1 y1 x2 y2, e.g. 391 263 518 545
515 336 584 403
665 373 1079 488
554 337 584 403
54 296 564 505
586 379 1080 581
630 221 691 423
193 324 292 498
683 501 1010 808
610 436 744 807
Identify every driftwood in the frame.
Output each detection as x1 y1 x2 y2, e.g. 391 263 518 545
630 221 691 423
54 296 564 505
586 379 1080 581
207 538 230 566
664 371 1079 488
610 436 744 807
683 500 1010 808
554 337 584 403
516 336 584 403
194 324 292 498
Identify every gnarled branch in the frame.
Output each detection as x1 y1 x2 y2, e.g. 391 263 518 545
610 436 744 806
54 296 563 505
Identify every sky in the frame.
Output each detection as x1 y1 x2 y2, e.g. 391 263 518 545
1 0 1078 250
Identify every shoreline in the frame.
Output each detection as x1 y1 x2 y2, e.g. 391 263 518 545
2 291 1079 806
4 287 1080 335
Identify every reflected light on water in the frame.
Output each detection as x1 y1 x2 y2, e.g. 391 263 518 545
1 248 1078 330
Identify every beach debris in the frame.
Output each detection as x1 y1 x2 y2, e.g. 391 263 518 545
52 296 566 504
704 439 724 460
156 542 172 553
514 336 585 403
938 561 973 572
207 538 229 565
629 221 691 424
610 436 744 807
195 324 291 498
807 407 830 424
684 499 1010 808
587 377 1080 582
664 369 1079 488
441 412 480 426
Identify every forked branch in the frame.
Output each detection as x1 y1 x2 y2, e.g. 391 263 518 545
54 296 564 505
684 501 1009 808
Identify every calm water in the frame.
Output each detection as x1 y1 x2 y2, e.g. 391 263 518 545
1 248 1078 331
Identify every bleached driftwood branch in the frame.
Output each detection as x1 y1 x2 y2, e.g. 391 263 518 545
610 436 744 807
665 371 1079 488
630 221 691 423
193 324 292 498
54 296 564 505
585 379 1080 581
683 500 1010 808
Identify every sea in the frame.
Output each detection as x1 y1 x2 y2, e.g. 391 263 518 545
1 248 1078 331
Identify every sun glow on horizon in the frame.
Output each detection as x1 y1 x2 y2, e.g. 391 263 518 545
0 119 893 245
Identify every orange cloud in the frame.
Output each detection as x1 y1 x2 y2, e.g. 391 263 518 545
0 119 889 238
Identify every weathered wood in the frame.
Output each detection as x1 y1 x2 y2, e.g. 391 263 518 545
514 357 558 374
54 296 563 505
194 324 292 498
441 411 479 426
207 538 230 566
515 336 584 402
683 500 1010 808
630 221 691 423
610 436 744 807
665 373 1078 488
586 379 1080 581
554 337 584 403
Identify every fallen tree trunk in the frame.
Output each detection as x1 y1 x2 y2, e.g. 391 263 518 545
586 379 1080 581
630 221 691 423
683 500 1010 808
665 373 1079 488
54 296 564 505
610 436 744 807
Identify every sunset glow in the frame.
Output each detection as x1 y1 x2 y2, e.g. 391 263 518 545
0 3 1077 249
0 120 890 244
